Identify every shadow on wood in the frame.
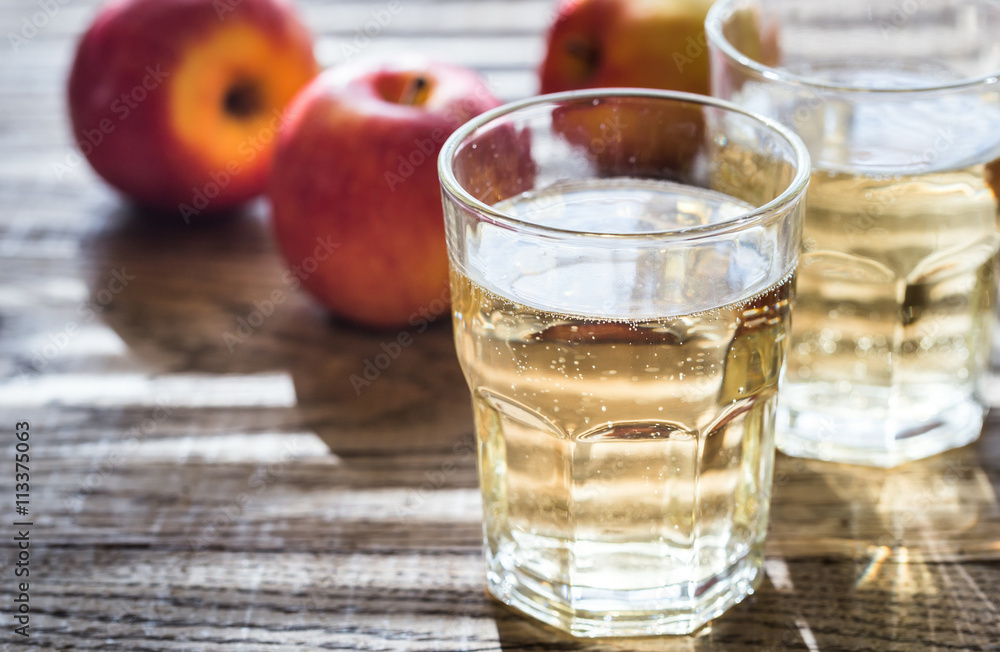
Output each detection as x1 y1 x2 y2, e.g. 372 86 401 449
768 446 1000 563
84 201 474 459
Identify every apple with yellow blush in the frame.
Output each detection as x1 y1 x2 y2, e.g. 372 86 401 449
67 0 317 218
550 93 705 181
539 0 716 95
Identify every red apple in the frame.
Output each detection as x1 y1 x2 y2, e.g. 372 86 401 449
451 121 536 207
68 0 317 218
268 59 501 330
551 94 705 179
539 0 716 95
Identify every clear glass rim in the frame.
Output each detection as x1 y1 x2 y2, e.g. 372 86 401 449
438 88 811 241
706 0 1000 95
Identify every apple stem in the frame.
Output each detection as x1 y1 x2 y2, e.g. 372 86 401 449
400 76 429 106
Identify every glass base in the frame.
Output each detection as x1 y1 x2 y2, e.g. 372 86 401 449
484 545 763 637
776 382 986 467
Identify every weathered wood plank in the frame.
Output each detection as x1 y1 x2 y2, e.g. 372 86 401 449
0 548 997 650
0 0 998 648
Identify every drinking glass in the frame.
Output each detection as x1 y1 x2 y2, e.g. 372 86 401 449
438 89 809 636
708 0 1000 467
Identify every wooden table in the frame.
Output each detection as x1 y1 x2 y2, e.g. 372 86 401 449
2 0 999 649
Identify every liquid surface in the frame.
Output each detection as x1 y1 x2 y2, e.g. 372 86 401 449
500 177 753 234
466 178 781 320
740 70 1000 174
452 180 792 633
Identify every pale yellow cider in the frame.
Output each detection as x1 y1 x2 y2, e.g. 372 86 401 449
450 179 793 618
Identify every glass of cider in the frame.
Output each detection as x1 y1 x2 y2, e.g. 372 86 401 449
437 90 810 637
708 0 1000 467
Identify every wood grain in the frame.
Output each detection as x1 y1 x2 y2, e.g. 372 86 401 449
0 0 999 649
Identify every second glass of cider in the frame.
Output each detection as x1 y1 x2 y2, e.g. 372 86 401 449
709 0 1000 467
